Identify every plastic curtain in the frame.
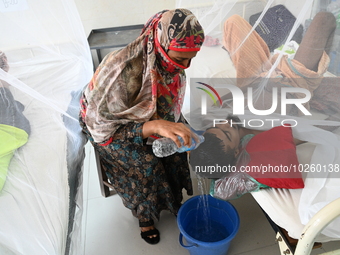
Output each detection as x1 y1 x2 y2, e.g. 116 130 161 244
0 0 92 254
176 0 340 240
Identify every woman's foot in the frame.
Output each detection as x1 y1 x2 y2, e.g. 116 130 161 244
140 225 160 245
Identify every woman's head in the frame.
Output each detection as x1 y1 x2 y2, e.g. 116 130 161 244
153 9 204 71
157 9 204 52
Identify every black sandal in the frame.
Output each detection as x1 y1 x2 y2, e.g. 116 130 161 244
140 228 160 245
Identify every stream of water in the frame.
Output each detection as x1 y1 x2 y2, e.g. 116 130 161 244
186 176 230 242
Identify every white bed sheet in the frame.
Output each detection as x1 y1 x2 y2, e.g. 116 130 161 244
252 141 340 242
0 108 70 254
0 46 91 255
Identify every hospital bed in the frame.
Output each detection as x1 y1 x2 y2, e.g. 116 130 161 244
176 0 340 254
184 44 340 254
0 1 93 254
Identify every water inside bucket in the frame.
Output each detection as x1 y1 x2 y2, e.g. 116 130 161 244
186 219 230 242
188 177 231 242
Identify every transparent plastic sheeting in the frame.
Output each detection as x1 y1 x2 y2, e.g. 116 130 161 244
0 1 93 254
176 0 340 240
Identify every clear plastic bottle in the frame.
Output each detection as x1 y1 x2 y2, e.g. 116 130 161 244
152 133 205 158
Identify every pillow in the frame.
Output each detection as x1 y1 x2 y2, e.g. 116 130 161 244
244 125 304 189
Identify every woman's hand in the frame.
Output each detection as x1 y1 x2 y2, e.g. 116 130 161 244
142 120 192 148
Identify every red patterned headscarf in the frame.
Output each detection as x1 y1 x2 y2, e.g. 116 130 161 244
82 9 204 143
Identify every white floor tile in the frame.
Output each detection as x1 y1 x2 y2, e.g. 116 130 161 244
84 195 191 255
84 144 102 200
322 241 340 252
82 143 91 201
234 244 280 255
310 247 327 255
227 193 278 254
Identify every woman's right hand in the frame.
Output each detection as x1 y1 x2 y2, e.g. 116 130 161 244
142 120 192 148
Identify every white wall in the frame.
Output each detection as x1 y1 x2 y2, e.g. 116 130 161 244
74 0 176 36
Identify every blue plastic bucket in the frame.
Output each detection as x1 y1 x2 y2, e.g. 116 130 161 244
177 195 240 255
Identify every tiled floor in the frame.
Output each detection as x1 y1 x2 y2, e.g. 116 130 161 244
81 143 340 255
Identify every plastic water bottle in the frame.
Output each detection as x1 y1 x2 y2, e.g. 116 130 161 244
152 133 205 158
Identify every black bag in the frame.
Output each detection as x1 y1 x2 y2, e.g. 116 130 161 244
249 4 304 52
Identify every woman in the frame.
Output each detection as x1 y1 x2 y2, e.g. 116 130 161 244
79 9 204 244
